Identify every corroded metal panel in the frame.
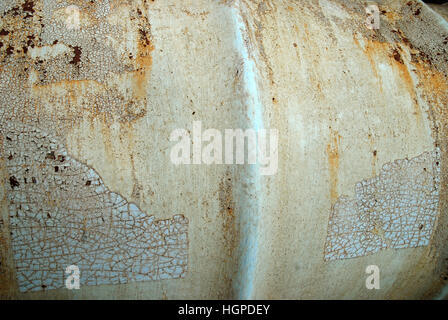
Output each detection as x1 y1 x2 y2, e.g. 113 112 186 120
0 0 447 299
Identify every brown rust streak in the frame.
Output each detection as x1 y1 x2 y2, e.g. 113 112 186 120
217 170 239 298
356 38 423 126
354 38 385 92
326 129 341 204
218 171 239 259
0 135 18 299
413 63 448 107
134 29 154 99
388 48 422 126
29 2 154 124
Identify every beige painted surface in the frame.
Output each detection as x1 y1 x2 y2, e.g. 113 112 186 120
0 0 447 299
429 3 448 21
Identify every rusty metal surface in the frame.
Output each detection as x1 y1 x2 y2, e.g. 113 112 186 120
0 0 447 299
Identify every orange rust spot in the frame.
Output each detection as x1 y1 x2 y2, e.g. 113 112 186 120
384 10 401 22
134 29 154 99
326 130 341 203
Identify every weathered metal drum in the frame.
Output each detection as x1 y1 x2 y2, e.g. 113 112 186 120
0 0 447 299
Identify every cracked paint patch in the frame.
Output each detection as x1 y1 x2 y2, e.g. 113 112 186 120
324 149 441 261
2 123 188 292
0 0 187 293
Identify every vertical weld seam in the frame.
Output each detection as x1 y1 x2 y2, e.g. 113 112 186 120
231 1 264 300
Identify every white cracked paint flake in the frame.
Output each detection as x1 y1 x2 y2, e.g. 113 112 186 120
2 123 188 292
0 0 189 292
324 149 441 261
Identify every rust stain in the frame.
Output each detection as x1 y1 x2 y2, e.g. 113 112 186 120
405 42 448 299
302 22 311 40
412 59 448 150
387 48 422 126
69 45 82 66
31 78 106 124
134 27 154 100
217 171 239 297
32 78 103 90
384 10 401 22
413 63 448 105
22 2 154 126
326 129 341 204
0 135 18 299
126 124 140 199
218 172 238 259
181 9 210 18
356 38 423 126
355 38 385 92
